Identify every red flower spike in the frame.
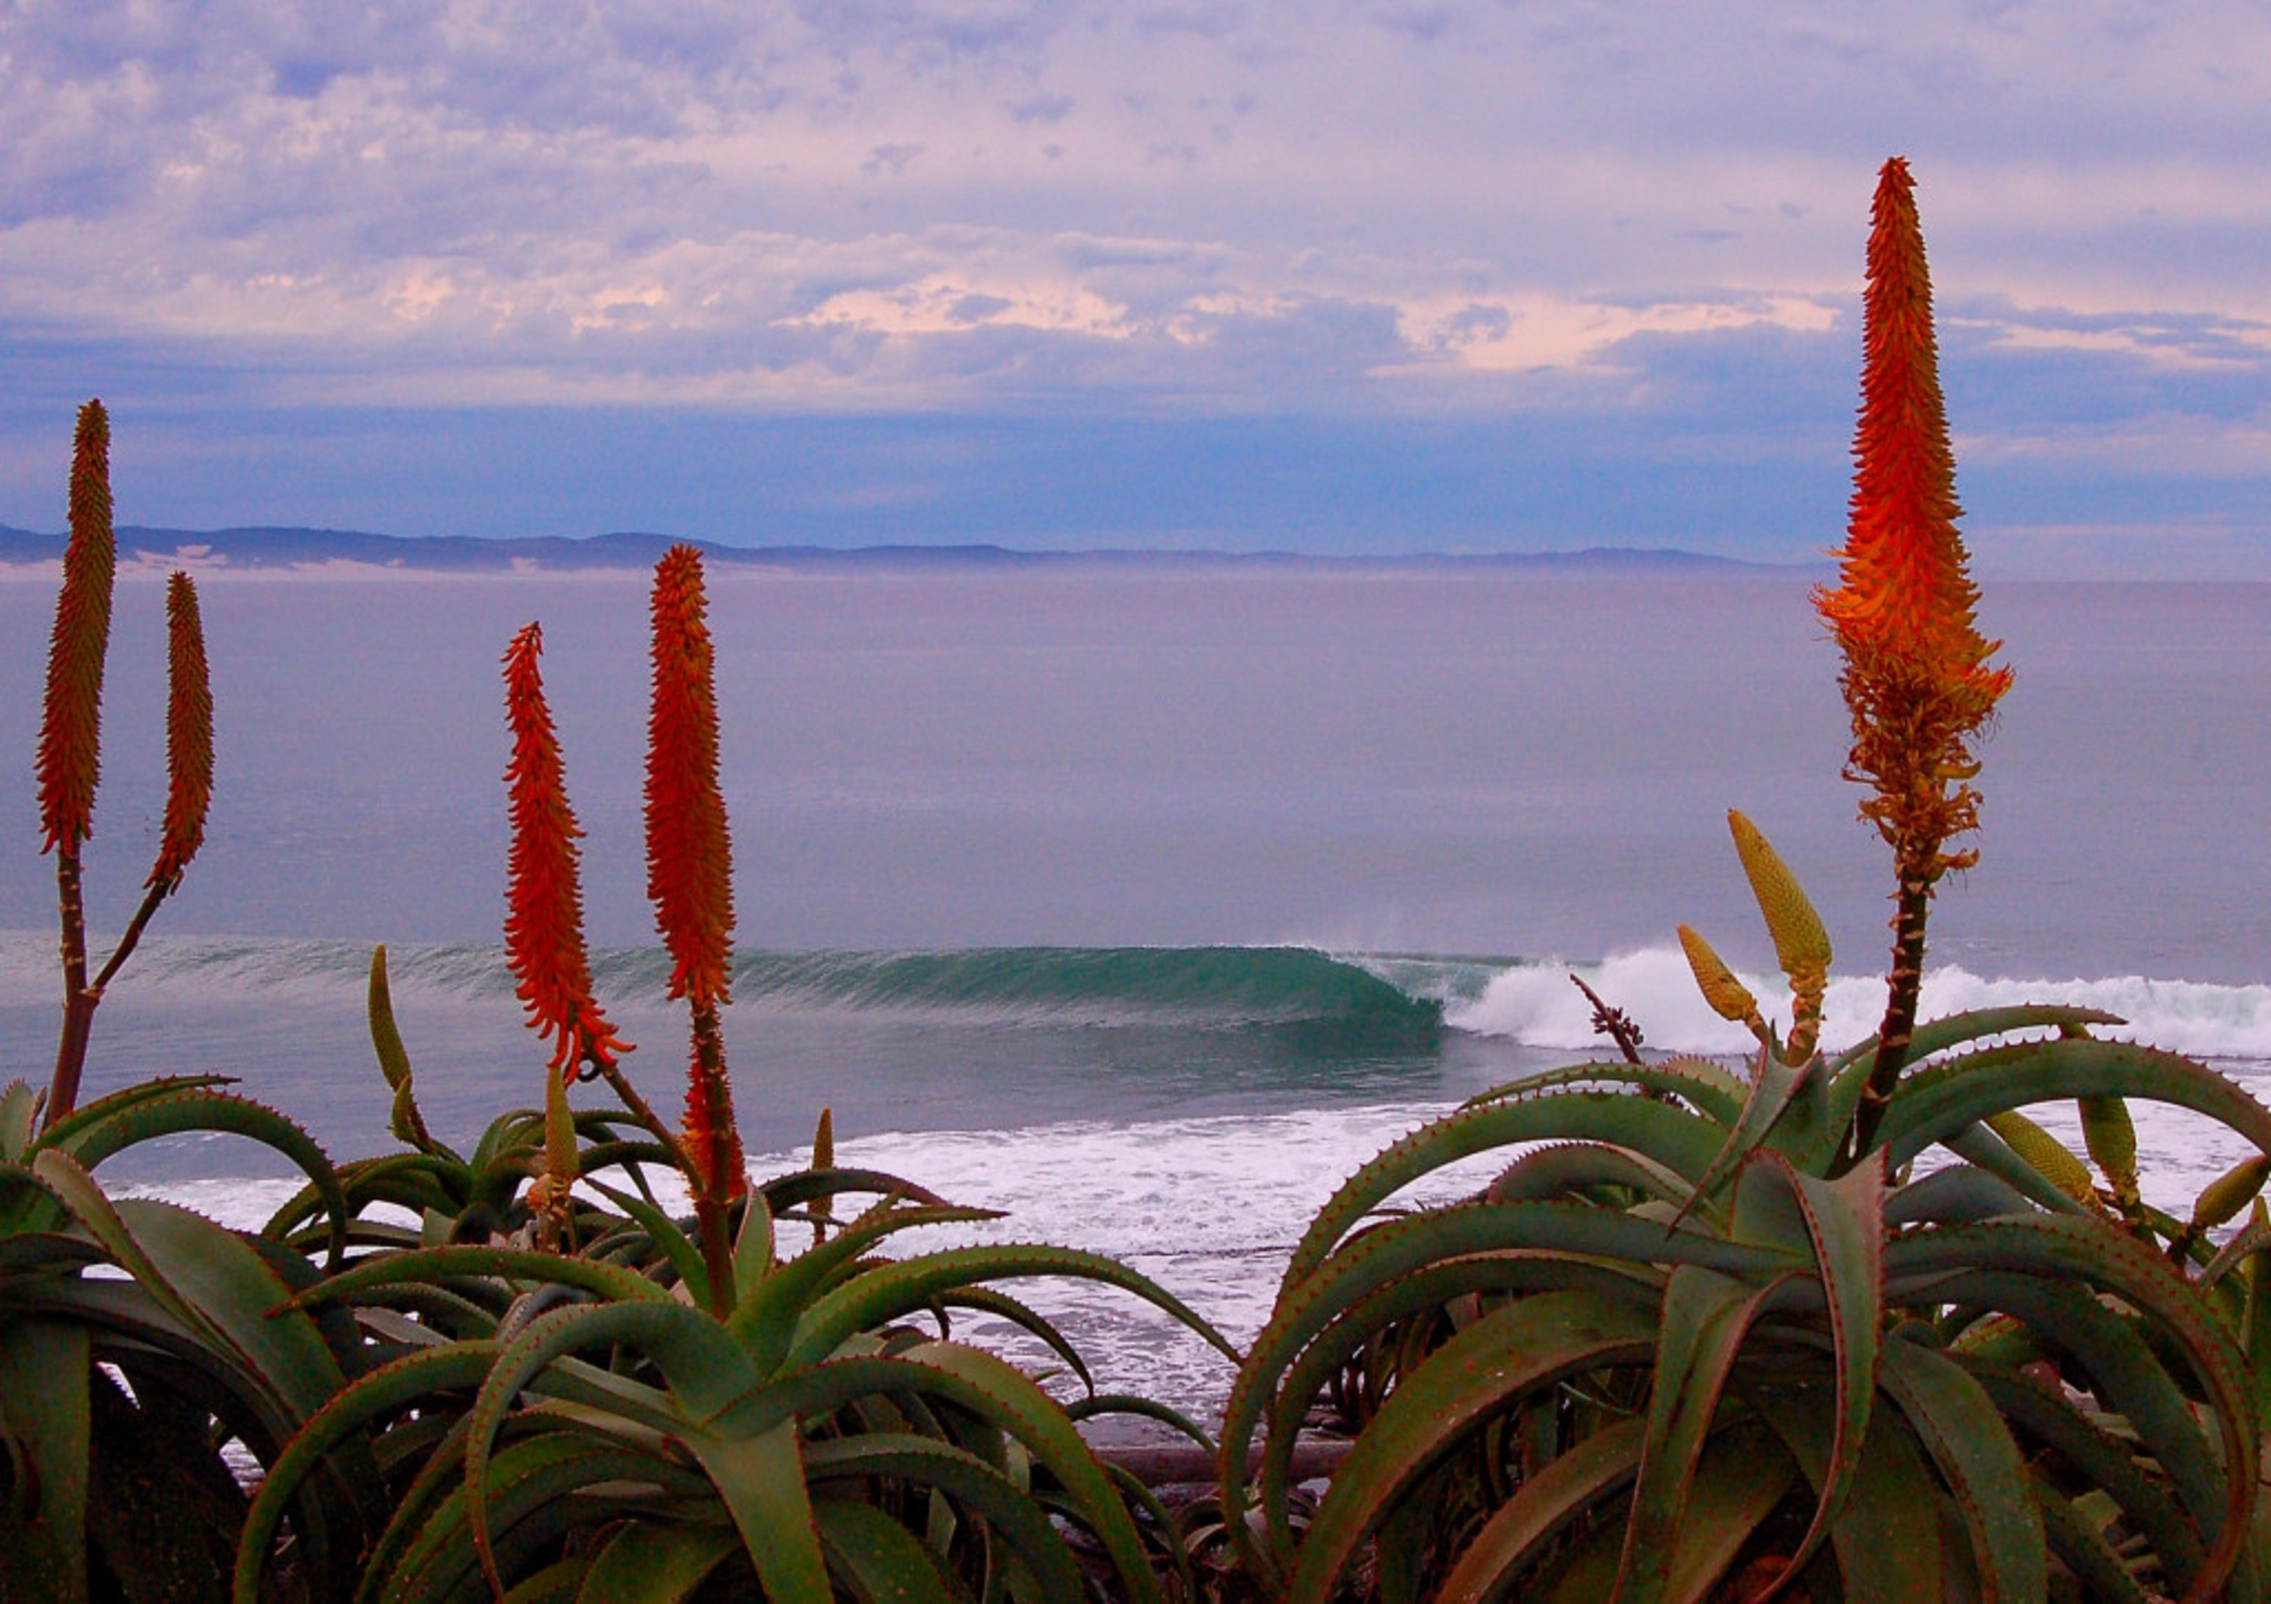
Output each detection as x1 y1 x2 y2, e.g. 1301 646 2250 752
38 400 116 856
502 622 627 1076
147 572 213 890
645 544 734 1007
1813 158 2011 881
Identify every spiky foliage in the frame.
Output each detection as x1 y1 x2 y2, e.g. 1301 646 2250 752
147 572 213 891
1221 833 2271 1602
38 400 114 858
501 621 626 1077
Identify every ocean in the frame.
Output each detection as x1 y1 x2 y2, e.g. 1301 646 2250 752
4 567 2269 1411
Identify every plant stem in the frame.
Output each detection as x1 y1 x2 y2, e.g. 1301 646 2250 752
90 880 169 997
1842 859 1933 1168
46 847 94 1128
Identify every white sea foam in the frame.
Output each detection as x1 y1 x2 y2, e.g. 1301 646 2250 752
1449 946 2271 1062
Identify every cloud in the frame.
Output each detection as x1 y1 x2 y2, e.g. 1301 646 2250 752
0 0 2265 558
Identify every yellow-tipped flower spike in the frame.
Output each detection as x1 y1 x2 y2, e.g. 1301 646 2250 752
2190 1154 2271 1235
1985 1111 2099 1210
1727 811 1832 986
1677 924 1768 1043
2078 1095 2139 1200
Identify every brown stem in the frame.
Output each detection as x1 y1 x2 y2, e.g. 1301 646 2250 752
693 1195 736 1318
687 1003 740 1316
592 1058 696 1177
1841 862 1934 1169
46 847 94 1128
90 880 169 996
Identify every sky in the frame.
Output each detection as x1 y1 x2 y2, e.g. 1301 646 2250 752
1 0 2267 572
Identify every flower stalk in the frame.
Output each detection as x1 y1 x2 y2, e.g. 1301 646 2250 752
646 546 747 1310
1819 159 2012 1166
39 406 214 1126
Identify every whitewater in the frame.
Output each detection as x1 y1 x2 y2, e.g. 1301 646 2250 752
4 569 2270 1412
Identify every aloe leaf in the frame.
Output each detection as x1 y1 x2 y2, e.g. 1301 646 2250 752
733 1184 776 1305
1066 1391 1216 1454
582 1177 712 1306
1289 1093 1733 1288
575 1521 739 1603
1826 1004 2125 1112
733 1200 1004 1369
1881 1038 2271 1170
29 1074 236 1147
37 1091 350 1265
809 1437 1085 1601
1907 1261 2245 1595
2028 1465 2161 1604
233 1342 500 1604
1940 1120 2094 1216
935 1285 1097 1396
1971 1363 2204 1597
1647 1420 1798 1604
385 1430 658 1601
0 1080 39 1162
0 1317 91 1604
881 1341 1163 1604
1677 1041 1816 1222
784 1243 1235 1373
1431 1417 1648 1603
1612 1265 1794 1604
1743 1370 1944 1604
1878 1338 2047 1601
1280 1291 1660 1603
1886 1164 2033 1228
1225 1195 1805 1561
679 1417 833 1604
1485 1141 1695 1208
292 1243 671 1311
1464 1057 1749 1124
760 1166 951 1214
1766 1151 1886 1583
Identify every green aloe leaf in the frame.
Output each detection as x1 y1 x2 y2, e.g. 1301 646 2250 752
1743 1371 1944 1604
1878 1338 2046 1601
732 1199 1003 1371
291 1243 672 1311
783 1243 1235 1372
582 1176 713 1307
1677 1041 1816 1221
0 1318 91 1604
1286 1093 1732 1287
1879 1038 2271 1171
691 1418 833 1604
814 1498 965 1603
1430 1417 1648 1603
1281 1291 1660 1603
0 1080 39 1161
1612 1264 1793 1604
576 1521 739 1603
809 1436 1084 1601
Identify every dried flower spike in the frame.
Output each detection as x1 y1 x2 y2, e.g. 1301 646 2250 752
646 544 735 1008
502 622 626 1076
38 400 116 856
147 572 213 890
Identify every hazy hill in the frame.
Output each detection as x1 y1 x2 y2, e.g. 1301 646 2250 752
0 523 1793 576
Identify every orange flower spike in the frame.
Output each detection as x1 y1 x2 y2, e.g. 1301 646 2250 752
147 572 213 891
38 400 116 856
1814 157 2011 879
645 544 735 1008
502 622 627 1075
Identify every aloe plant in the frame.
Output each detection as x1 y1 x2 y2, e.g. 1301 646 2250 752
1215 160 2271 1604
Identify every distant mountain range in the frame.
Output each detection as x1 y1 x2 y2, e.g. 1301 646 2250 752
0 523 1797 576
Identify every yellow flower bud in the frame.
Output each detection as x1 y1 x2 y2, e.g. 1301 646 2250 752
2191 1154 2271 1235
1728 811 1832 986
1985 1111 2097 1209
1678 924 1766 1038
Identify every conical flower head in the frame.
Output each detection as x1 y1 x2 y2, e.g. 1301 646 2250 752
645 545 734 1008
1813 158 2012 878
502 622 626 1075
38 400 116 855
146 571 213 890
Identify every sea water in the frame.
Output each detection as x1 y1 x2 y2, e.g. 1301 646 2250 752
2 568 2268 1412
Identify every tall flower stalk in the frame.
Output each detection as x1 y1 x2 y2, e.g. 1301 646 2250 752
646 545 746 1310
1818 158 2012 1165
38 403 214 1125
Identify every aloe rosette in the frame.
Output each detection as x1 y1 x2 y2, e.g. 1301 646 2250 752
1218 822 2271 1601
